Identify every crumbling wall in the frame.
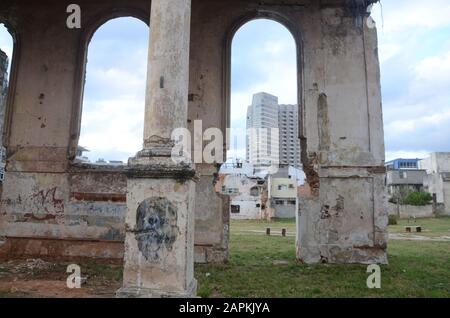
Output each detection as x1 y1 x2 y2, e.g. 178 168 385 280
193 164 229 263
0 165 127 259
0 0 227 261
297 3 387 264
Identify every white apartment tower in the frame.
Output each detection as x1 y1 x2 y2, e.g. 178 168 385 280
246 92 279 166
279 104 301 167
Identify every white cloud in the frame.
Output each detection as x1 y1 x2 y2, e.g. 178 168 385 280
0 24 14 73
263 40 288 55
369 1 450 157
77 17 148 162
378 43 402 64
413 51 450 86
86 67 146 97
372 0 450 34
79 97 144 161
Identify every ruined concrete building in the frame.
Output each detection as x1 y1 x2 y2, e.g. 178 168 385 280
0 0 387 297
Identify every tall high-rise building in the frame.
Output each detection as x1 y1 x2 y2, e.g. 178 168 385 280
246 92 301 168
246 92 279 166
278 104 301 167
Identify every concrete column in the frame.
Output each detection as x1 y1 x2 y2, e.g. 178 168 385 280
117 0 197 298
141 0 191 154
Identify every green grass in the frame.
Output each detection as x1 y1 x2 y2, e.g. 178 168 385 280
231 218 296 231
195 218 450 298
2 218 449 298
390 216 450 238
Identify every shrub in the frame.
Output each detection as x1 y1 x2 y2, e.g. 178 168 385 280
388 214 398 225
389 197 399 204
403 191 433 206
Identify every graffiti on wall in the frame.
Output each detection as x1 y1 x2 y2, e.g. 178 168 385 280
15 187 65 221
135 197 178 262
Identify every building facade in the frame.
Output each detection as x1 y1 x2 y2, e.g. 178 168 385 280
246 92 279 166
420 153 450 215
278 104 301 167
268 166 299 219
385 158 426 196
386 169 426 196
385 158 421 170
218 162 267 220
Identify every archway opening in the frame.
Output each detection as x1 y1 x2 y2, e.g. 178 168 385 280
0 22 14 182
78 17 148 165
219 18 305 260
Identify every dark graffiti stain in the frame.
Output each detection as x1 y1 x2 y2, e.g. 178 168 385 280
24 213 56 221
38 93 45 105
24 187 64 221
333 195 345 217
320 205 331 219
71 192 126 203
135 197 178 262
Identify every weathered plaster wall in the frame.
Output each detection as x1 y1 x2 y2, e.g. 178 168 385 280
0 0 386 264
273 201 297 219
421 153 450 215
0 167 127 258
230 199 262 219
188 0 386 263
0 0 226 261
193 164 229 263
387 203 434 219
444 182 450 215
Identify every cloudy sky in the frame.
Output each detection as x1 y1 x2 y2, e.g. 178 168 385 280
1 0 450 163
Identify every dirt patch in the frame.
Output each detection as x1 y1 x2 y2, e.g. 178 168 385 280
389 233 450 242
0 258 122 298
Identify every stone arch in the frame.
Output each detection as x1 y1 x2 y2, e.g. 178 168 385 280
224 11 304 133
68 8 149 160
222 10 316 191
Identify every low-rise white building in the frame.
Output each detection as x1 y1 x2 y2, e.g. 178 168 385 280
218 170 266 219
218 162 305 219
268 166 305 219
419 152 450 215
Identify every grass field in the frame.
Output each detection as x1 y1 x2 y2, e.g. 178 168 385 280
195 217 450 298
0 217 449 298
390 217 450 238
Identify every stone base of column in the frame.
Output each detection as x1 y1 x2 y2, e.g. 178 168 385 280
296 169 388 264
116 151 198 298
116 279 197 298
